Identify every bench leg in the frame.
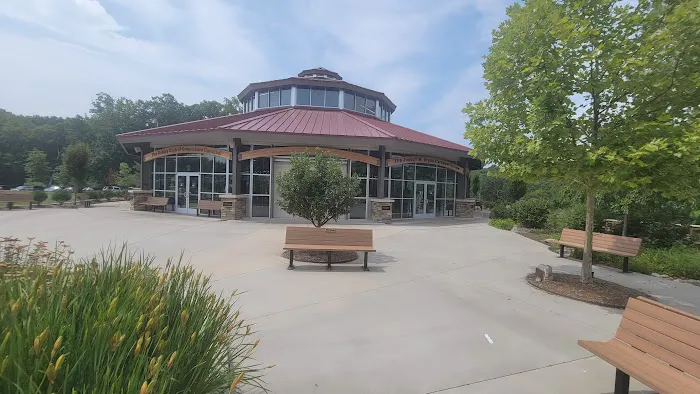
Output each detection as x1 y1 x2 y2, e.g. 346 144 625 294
559 244 565 258
622 257 629 273
287 250 295 270
363 252 369 271
29 202 33 210
614 369 629 394
327 251 332 270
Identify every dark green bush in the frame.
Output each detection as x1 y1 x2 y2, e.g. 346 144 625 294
547 203 587 231
512 198 550 228
52 189 71 205
103 190 115 201
32 190 48 205
86 190 101 201
490 204 513 219
489 218 517 230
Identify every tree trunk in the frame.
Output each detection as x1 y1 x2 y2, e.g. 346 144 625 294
581 189 596 283
622 211 629 237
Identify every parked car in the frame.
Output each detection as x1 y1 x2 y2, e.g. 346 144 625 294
103 186 122 191
64 187 74 192
0 185 9 190
82 187 94 191
44 185 62 192
11 185 34 191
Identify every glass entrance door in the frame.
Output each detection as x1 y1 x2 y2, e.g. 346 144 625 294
414 181 436 219
176 173 199 214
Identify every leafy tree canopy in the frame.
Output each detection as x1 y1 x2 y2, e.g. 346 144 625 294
276 152 360 227
24 149 48 185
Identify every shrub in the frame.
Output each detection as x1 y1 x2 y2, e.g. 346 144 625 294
0 239 268 393
103 189 115 201
32 190 48 206
489 218 517 230
52 189 71 205
489 204 512 219
511 198 550 229
86 190 101 201
546 203 587 231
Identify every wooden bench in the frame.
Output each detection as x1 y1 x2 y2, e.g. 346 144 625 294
197 200 223 218
284 227 375 271
139 196 170 212
81 199 94 208
0 191 33 210
579 297 700 394
545 228 642 273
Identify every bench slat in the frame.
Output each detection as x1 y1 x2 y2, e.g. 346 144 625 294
622 308 700 354
554 241 639 257
141 197 169 206
197 200 223 209
627 298 700 336
283 244 375 252
616 328 700 378
618 318 700 367
558 228 642 256
0 192 34 202
579 339 700 393
285 227 373 248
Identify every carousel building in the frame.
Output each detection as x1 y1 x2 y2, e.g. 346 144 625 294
116 67 481 221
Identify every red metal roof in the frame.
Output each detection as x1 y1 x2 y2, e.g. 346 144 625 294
117 107 471 153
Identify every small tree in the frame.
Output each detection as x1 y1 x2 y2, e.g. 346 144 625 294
276 152 360 227
32 190 48 206
115 162 140 187
63 143 90 203
24 149 48 185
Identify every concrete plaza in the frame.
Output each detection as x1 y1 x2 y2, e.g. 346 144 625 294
2 203 698 393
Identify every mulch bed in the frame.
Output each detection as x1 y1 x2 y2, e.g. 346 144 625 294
281 250 358 264
526 272 650 309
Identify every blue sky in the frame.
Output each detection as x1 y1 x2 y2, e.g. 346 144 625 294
0 0 512 145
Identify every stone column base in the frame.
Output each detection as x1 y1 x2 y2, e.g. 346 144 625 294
370 198 394 224
130 190 153 211
220 194 247 220
455 198 476 218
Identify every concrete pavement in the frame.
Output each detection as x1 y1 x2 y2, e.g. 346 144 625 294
3 203 696 393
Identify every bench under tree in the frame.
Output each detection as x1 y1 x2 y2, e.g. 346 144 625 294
284 227 375 271
545 228 642 273
0 191 33 210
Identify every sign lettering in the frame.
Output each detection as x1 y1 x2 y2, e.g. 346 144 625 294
144 146 232 162
386 156 465 174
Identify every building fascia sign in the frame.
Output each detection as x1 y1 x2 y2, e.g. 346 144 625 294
386 156 465 174
143 146 232 162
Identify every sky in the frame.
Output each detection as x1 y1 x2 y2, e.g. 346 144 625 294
0 0 513 145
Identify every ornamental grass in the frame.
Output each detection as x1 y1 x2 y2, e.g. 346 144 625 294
0 237 269 393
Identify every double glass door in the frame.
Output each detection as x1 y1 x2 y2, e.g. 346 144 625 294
414 181 436 218
176 173 199 214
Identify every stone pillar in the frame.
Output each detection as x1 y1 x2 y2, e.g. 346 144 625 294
230 138 241 194
220 194 247 220
130 189 152 211
377 145 386 198
455 198 476 218
456 157 468 199
140 145 154 190
370 198 394 224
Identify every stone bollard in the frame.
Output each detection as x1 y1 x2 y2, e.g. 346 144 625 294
535 264 553 282
370 198 394 224
455 198 476 218
130 189 152 211
220 194 247 220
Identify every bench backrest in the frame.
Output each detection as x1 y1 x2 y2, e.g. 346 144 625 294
560 228 642 256
0 191 34 202
145 197 169 205
285 226 373 248
616 297 700 379
198 200 223 210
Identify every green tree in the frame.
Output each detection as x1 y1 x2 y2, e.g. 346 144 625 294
276 152 360 227
24 149 48 185
464 0 700 282
63 143 90 203
470 170 481 198
115 162 140 187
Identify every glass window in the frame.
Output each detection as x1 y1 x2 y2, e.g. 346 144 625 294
200 193 213 201
404 164 415 180
416 166 436 181
351 161 367 177
166 158 176 172
258 91 269 108
448 170 457 183
343 91 354 110
281 87 291 105
155 158 165 173
392 200 401 219
297 86 310 105
355 95 366 113
325 88 339 107
349 199 366 219
357 179 367 197
436 200 445 217
446 184 455 199
253 158 270 174
403 180 414 199
201 174 213 193
253 175 270 195
391 180 402 198
437 168 447 182
437 183 445 199
165 174 175 191
445 200 454 216
239 174 250 194
368 179 378 197
214 156 227 173
369 165 378 178
269 89 280 107
154 174 165 190
154 190 164 197
402 199 413 218
310 88 325 106
214 175 227 194
391 165 403 179
252 196 269 217
365 98 376 114
177 156 200 172
201 156 213 173
383 180 388 198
